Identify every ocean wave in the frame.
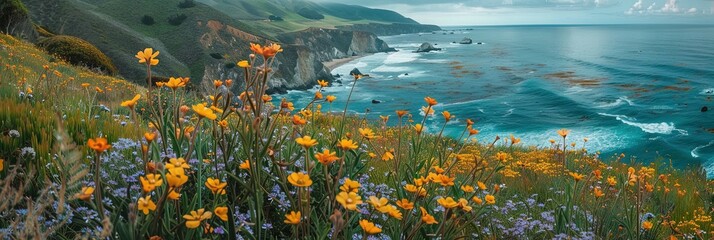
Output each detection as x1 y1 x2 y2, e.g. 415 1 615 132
700 88 714 95
371 65 414 73
598 113 688 135
691 140 714 158
565 86 593 95
596 96 634 109
436 99 484 108
502 108 515 117
383 52 419 64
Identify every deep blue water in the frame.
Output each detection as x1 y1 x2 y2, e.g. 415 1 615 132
278 25 714 178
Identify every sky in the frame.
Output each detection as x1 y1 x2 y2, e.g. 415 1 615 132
318 0 714 25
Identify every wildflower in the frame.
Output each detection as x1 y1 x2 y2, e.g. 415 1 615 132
239 160 250 170
442 111 453 122
326 95 336 103
359 219 382 235
166 157 189 169
381 151 394 161
457 198 472 212
192 103 217 120
284 211 301 224
477 181 487 190
144 132 157 143
0 159 3 172
287 172 312 187
557 129 570 138
392 200 413 212
414 124 424 134
466 118 474 127
168 190 181 200
437 197 459 208
87 137 111 154
183 209 212 229
336 139 358 150
315 149 339 165
120 94 141 109
404 184 427 197
472 196 483 205
314 91 323 100
420 207 438 224
81 83 90 88
340 178 360 193
237 60 250 68
594 187 604 198
569 172 585 182
437 174 455 187
485 194 496 204
205 178 227 194
396 110 408 118
377 115 388 124
468 127 479 136
75 186 94 201
461 185 475 193
250 42 283 58
218 120 228 128
381 205 403 219
317 79 328 87
165 77 186 90
214 207 229 221
137 196 157 215
495 152 510 162
135 48 159 65
424 96 437 106
607 176 617 186
295 136 318 148
510 135 521 145
292 115 307 125
280 99 295 111
140 174 163 192
642 221 653 230
368 196 389 209
593 169 602 180
336 191 363 210
358 128 376 139
166 167 189 187
213 80 223 88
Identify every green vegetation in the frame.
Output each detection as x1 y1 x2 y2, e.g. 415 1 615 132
0 34 712 239
38 35 117 75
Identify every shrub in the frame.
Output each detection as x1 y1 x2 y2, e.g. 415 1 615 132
0 0 29 31
37 35 117 75
167 14 187 26
223 62 235 69
297 7 324 20
141 15 155 25
34 24 55 37
177 0 196 9
209 53 223 59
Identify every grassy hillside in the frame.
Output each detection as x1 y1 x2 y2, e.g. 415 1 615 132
0 34 712 239
197 0 419 35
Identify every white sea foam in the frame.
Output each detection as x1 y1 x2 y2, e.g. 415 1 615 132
371 65 414 73
691 140 714 158
596 96 634 108
383 52 419 64
700 88 714 95
598 113 688 135
565 86 593 94
435 99 484 108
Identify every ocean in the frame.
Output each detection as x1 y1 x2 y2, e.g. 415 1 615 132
276 24 714 178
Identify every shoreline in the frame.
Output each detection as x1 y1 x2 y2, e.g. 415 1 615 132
322 54 372 72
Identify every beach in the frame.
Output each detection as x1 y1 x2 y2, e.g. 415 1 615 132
322 54 370 71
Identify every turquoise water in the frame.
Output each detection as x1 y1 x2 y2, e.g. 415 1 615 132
277 25 714 178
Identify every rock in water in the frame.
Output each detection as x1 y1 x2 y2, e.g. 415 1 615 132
349 68 363 77
702 106 708 112
460 37 473 44
415 42 442 53
372 100 381 104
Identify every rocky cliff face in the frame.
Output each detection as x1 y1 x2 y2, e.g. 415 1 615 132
336 23 442 36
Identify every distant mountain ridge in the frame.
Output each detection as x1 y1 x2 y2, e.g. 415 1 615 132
15 0 440 92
